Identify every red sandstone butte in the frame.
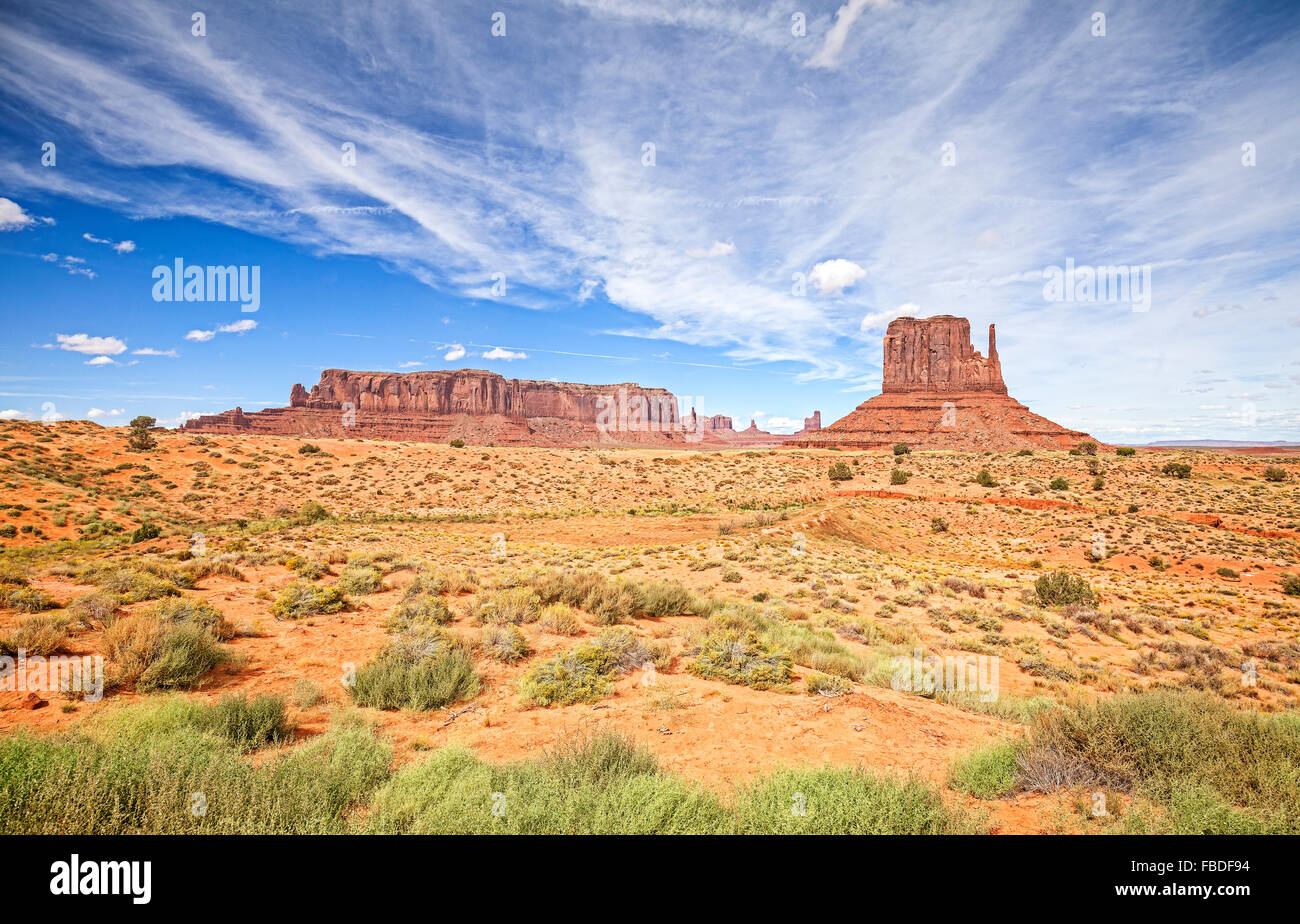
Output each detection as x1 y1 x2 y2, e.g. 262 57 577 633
184 368 819 449
795 315 1100 451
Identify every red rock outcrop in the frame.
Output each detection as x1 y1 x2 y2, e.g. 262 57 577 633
795 315 1100 451
185 369 691 447
883 315 1005 394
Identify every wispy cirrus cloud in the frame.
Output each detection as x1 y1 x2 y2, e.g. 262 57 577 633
2 0 1299 437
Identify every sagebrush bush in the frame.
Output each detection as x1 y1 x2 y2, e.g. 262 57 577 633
350 635 480 711
388 593 453 632
336 565 385 596
0 612 70 656
519 643 616 706
1016 691 1300 833
948 741 1020 799
207 693 293 749
480 625 530 663
688 628 791 689
0 710 388 834
474 587 541 625
1034 569 1096 607
271 580 346 619
104 616 228 691
538 602 580 635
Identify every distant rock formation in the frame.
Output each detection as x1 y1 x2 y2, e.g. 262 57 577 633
795 315 1099 451
184 368 817 449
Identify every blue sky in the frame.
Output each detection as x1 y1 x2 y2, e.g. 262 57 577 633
1 0 1298 440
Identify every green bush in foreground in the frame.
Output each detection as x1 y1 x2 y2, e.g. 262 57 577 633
350 635 480 711
336 565 385 596
1016 691 1300 833
365 731 982 835
827 461 853 482
0 710 388 834
271 580 346 619
948 741 1020 799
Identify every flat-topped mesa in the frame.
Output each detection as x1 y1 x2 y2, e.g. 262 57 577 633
882 315 1006 395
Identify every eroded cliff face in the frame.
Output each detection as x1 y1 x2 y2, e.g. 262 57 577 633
184 369 687 446
882 315 1006 395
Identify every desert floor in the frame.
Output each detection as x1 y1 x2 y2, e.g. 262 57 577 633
1 421 1297 833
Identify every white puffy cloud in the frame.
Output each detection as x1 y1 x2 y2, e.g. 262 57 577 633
443 344 466 361
0 197 51 231
85 355 115 366
0 409 27 420
810 259 866 296
184 329 215 342
56 333 127 355
86 407 125 419
482 347 527 361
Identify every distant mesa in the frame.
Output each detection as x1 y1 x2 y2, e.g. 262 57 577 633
795 314 1099 451
183 368 816 449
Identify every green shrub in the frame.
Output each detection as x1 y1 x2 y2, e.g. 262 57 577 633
1264 466 1287 483
350 635 480 711
1116 447 1136 456
930 516 948 533
388 593 453 632
1161 461 1192 479
1033 570 1096 607
336 565 385 596
827 461 853 482
297 501 330 523
893 443 911 456
632 580 694 617
806 672 852 696
1076 440 1097 456
0 710 389 833
141 595 234 640
890 468 910 485
1281 573 1300 597
104 614 228 692
519 643 616 706
365 732 728 834
949 741 1020 798
271 580 346 619
1 586 57 613
207 694 293 749
973 468 997 487
130 522 161 543
449 438 465 448
1016 691 1300 832
474 587 541 624
480 625 530 663
0 612 70 656
580 581 639 625
298 443 322 455
538 602 580 635
688 628 791 689
733 766 983 835
1049 476 1069 490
